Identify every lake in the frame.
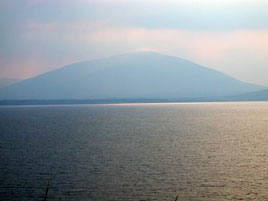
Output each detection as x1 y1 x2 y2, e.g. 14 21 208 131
1 102 268 201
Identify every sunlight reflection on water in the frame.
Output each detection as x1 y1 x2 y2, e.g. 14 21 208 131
1 102 268 201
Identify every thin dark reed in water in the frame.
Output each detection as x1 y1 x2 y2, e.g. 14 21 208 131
43 172 53 201
174 194 179 201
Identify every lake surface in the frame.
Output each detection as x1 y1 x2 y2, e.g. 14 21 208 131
0 102 268 201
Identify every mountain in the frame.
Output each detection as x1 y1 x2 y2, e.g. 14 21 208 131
0 78 22 88
0 52 265 100
228 89 268 101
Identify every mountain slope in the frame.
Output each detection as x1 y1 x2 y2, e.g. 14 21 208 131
228 89 268 101
0 78 22 88
0 52 265 100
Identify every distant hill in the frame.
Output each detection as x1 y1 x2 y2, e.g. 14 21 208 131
228 89 268 101
0 52 265 100
0 78 22 88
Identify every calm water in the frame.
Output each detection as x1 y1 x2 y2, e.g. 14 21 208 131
0 102 268 201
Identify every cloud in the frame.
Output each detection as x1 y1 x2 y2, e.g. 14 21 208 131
2 0 268 30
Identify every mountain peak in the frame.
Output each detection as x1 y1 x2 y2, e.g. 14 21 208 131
106 51 168 60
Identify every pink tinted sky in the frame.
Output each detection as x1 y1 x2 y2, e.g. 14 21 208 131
0 0 268 85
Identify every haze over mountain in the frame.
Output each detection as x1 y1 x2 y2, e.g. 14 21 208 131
228 89 268 101
0 78 22 88
0 52 265 100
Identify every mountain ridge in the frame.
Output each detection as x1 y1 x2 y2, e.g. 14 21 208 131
228 89 268 101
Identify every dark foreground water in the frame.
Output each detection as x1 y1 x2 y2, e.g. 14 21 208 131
0 102 268 201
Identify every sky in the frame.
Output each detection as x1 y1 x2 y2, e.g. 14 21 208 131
0 0 268 86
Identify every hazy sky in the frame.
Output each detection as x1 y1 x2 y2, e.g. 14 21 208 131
1 0 268 85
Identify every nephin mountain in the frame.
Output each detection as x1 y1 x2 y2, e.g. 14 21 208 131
0 52 265 100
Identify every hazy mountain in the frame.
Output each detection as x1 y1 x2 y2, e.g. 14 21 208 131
0 52 265 100
0 78 22 88
228 89 268 101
